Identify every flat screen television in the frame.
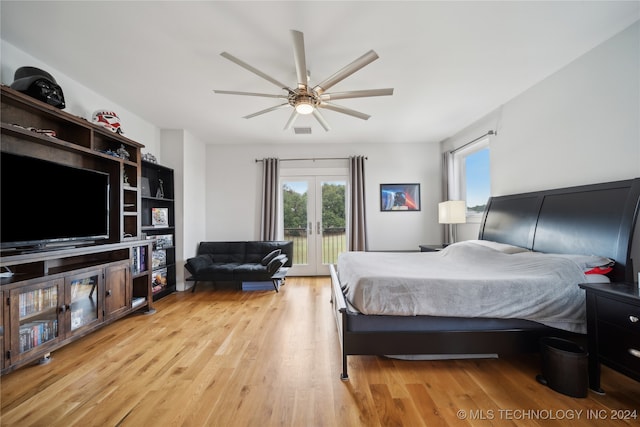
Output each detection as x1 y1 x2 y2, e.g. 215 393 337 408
1 152 110 251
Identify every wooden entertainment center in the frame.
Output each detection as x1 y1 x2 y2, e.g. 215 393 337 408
0 85 154 375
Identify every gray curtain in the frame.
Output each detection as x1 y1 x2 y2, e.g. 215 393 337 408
441 151 453 244
348 156 368 251
260 157 280 240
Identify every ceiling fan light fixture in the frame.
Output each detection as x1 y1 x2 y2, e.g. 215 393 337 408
294 96 314 114
217 30 394 130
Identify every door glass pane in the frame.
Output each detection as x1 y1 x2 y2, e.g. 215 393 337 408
18 284 59 353
69 274 99 331
282 180 308 265
321 181 346 265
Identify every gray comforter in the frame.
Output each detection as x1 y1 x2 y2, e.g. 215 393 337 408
338 241 605 333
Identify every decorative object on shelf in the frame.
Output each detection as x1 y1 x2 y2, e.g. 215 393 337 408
150 233 173 249
123 170 129 185
142 152 157 163
102 149 121 158
27 127 57 138
116 144 130 160
151 207 169 227
98 146 129 160
10 66 66 109
140 177 151 197
92 110 124 134
380 183 421 211
9 124 56 138
152 268 168 293
438 200 466 243
156 179 165 198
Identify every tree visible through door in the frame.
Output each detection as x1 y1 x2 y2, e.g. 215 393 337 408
282 177 346 276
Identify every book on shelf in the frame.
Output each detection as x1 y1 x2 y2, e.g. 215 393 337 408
152 249 166 269
132 245 148 274
19 287 58 318
131 297 146 309
19 319 58 352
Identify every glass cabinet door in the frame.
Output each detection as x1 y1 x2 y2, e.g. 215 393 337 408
11 279 63 359
66 270 102 334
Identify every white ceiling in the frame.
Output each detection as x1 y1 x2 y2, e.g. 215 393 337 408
1 1 638 145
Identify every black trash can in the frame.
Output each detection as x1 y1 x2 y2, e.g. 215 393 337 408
536 337 588 398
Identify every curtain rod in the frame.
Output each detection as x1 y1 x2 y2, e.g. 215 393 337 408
451 130 496 154
255 156 367 162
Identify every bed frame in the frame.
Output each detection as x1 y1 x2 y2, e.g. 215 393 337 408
330 178 640 379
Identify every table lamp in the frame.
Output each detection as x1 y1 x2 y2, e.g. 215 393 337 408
438 200 466 244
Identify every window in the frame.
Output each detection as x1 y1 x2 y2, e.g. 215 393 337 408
449 137 491 221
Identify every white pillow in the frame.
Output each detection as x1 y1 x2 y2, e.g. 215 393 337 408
466 239 530 254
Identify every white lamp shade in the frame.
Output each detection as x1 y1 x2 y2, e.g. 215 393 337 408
438 200 466 224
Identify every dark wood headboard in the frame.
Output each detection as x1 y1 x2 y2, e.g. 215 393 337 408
479 178 640 282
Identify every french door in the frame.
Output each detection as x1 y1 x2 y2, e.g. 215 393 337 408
281 175 347 276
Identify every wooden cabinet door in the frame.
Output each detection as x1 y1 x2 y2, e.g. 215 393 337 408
104 261 130 320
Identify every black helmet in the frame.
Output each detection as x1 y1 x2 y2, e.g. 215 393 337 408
11 66 66 109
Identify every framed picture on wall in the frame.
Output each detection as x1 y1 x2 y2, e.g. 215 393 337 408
380 183 421 211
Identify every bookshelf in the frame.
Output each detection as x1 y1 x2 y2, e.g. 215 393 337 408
141 160 176 300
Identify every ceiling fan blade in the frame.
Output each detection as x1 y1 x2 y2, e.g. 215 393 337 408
243 103 290 119
319 102 371 120
320 88 394 101
312 109 330 131
214 90 287 99
283 110 299 130
313 50 379 95
291 30 308 87
220 52 292 91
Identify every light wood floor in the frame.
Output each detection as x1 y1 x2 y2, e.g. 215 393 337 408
1 277 638 426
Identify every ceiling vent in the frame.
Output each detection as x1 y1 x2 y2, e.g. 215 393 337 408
294 127 312 135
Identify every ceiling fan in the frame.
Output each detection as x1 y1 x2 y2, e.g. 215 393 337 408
214 30 394 131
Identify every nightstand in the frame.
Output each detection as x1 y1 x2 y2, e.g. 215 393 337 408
579 282 640 393
419 244 447 252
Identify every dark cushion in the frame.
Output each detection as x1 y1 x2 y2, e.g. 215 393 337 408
185 254 213 275
261 249 281 266
267 254 287 275
232 263 270 281
197 263 239 281
246 241 285 263
198 241 246 263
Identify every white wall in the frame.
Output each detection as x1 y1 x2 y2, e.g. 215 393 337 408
1 40 161 150
492 21 639 194
443 21 640 278
205 142 442 251
159 130 207 291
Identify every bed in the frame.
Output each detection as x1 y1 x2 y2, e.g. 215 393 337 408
330 178 640 380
